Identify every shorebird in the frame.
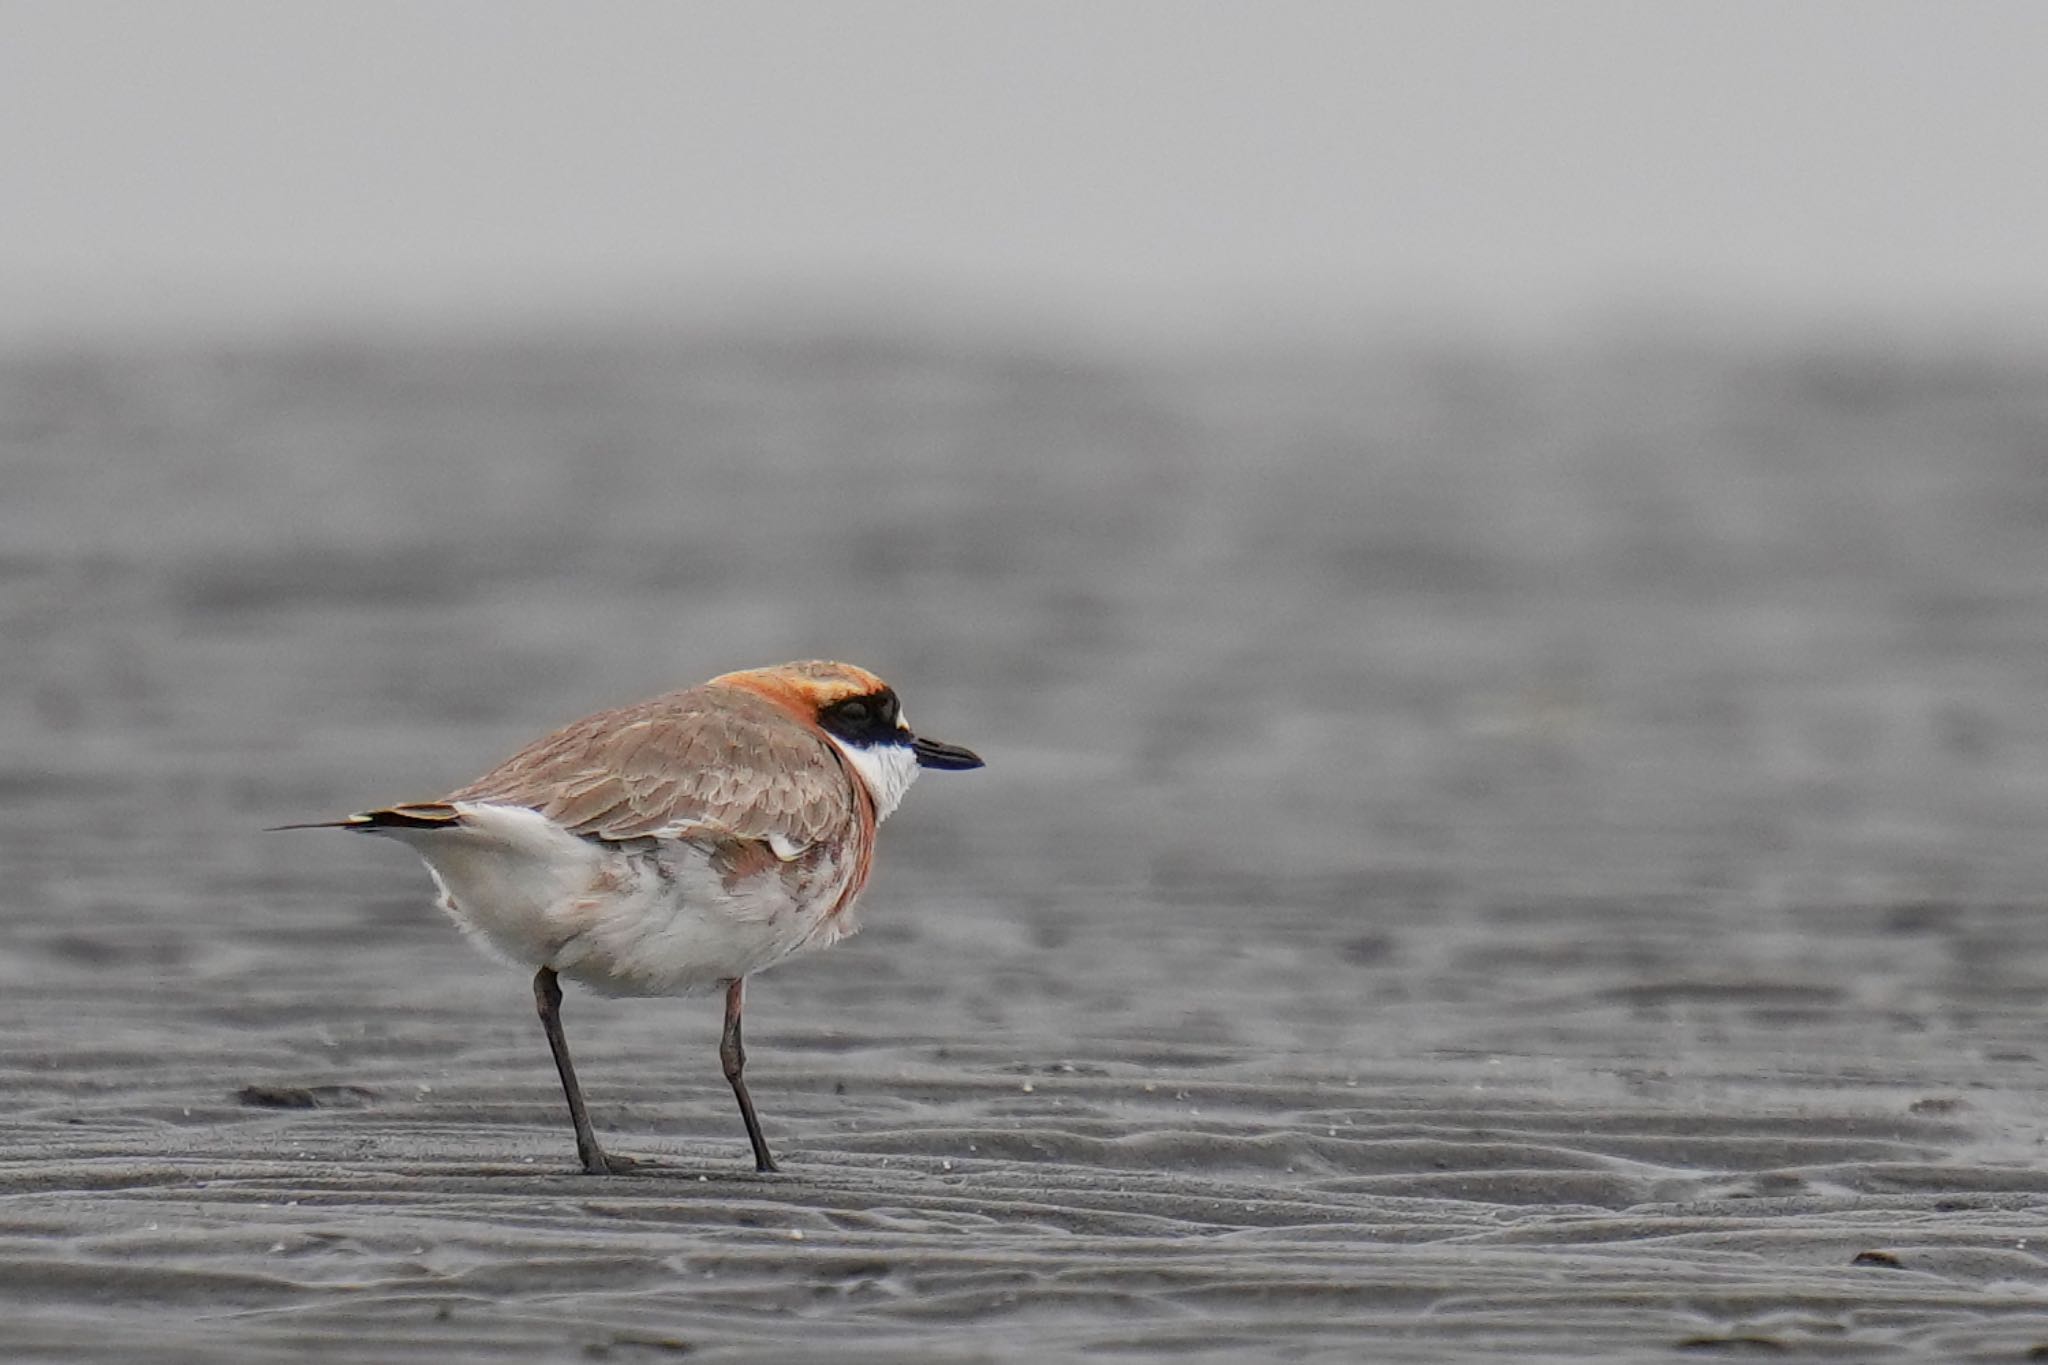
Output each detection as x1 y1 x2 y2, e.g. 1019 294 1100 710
281 661 983 1175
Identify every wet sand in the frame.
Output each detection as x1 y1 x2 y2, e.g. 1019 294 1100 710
5 329 2048 1359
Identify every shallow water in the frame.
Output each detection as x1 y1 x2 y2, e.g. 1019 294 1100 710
6 328 2048 1360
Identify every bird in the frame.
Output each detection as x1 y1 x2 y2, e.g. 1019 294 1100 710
278 660 984 1175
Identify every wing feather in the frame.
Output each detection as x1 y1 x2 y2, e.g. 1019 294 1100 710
446 685 854 847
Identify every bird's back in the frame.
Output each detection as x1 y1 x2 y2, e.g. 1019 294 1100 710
450 683 860 846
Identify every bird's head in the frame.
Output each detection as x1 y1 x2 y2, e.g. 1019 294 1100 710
710 660 984 818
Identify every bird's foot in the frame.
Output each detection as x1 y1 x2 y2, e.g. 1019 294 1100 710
577 1147 645 1176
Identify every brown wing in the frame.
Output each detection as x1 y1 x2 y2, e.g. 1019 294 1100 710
446 685 855 846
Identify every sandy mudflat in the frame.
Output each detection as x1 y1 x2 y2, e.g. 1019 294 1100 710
5 330 2048 1360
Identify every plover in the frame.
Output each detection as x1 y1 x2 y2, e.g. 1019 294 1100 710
283 660 984 1174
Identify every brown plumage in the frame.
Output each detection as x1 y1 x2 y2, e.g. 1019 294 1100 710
451 681 863 847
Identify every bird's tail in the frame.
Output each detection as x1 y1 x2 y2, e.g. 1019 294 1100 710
267 803 462 833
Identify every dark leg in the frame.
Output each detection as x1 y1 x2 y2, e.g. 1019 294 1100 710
533 966 617 1175
721 977 778 1173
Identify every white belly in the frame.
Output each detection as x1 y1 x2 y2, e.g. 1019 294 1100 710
383 803 859 997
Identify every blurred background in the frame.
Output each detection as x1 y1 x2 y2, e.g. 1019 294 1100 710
12 4 2048 1356
8 3 2048 343
7 0 2048 896
7 0 2048 1025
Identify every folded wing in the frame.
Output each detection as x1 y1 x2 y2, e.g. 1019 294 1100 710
447 685 854 851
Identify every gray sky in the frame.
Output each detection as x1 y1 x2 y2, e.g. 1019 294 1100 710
5 2 2046 342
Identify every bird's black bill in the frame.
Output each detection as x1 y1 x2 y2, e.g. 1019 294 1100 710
912 735 985 770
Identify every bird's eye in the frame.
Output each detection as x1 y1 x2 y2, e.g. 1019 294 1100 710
838 700 870 724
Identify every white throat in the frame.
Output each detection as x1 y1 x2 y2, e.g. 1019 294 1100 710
828 737 919 821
